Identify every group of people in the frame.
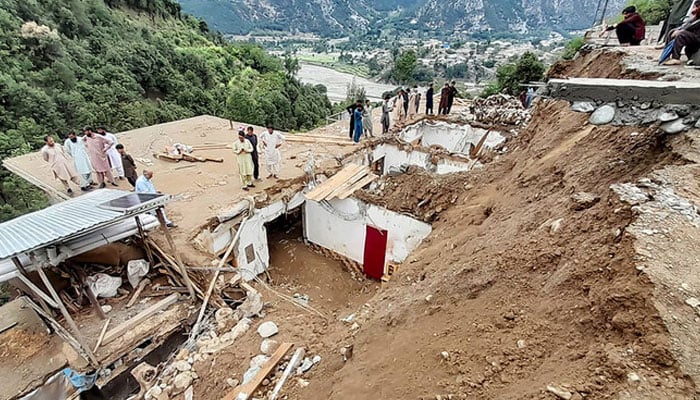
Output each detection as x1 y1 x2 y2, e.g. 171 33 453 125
346 80 460 140
602 2 700 66
232 125 286 190
41 127 138 194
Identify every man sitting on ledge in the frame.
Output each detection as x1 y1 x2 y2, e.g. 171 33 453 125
601 6 646 46
664 0 700 65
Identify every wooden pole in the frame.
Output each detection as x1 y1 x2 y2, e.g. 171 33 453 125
36 266 99 367
135 216 155 266
191 216 247 338
155 208 196 299
12 257 53 315
93 318 111 353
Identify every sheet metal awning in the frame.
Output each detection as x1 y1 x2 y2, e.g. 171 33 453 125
0 189 170 261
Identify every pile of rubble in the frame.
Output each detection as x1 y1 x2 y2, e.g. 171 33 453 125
469 94 531 126
138 277 321 400
571 101 700 133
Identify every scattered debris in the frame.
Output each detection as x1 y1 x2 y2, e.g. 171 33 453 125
570 192 600 210
517 339 526 349
440 351 450 361
628 372 641 382
260 339 280 356
293 293 310 307
340 344 354 362
571 102 595 113
546 385 573 400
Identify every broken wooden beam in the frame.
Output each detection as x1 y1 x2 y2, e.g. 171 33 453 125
223 342 293 400
93 318 111 353
101 294 179 345
126 278 151 308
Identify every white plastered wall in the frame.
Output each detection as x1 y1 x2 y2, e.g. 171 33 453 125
304 198 432 267
372 143 474 175
399 121 505 155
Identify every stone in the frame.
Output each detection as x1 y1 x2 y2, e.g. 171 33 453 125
238 291 264 318
298 357 314 374
257 321 279 338
173 372 193 390
628 372 641 382
685 298 700 308
262 378 270 386
571 192 600 210
661 119 687 134
145 385 162 400
215 307 234 324
695 119 700 129
517 340 526 349
173 360 191 372
350 322 360 331
258 339 279 356
658 111 679 122
226 378 240 387
571 102 595 113
639 102 652 110
175 348 189 361
298 378 310 388
312 355 321 364
546 385 573 400
589 105 616 125
425 295 433 302
101 305 112 313
184 386 193 400
250 354 270 369
549 218 564 234
440 351 450 360
340 345 353 361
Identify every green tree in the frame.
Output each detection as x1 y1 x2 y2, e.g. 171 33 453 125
391 50 417 84
561 37 585 60
481 52 545 96
624 0 672 25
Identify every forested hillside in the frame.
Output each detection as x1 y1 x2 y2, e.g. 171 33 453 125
0 0 332 221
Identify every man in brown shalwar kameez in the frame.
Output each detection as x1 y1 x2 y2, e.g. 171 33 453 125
41 135 82 195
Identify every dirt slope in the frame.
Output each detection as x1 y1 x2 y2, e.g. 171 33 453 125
291 100 696 400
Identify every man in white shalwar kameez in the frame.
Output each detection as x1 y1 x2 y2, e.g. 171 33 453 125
261 126 285 179
97 127 124 179
64 131 94 188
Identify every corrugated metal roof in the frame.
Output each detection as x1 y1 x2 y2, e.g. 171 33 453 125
0 189 169 260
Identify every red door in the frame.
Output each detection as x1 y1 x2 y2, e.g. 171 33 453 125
363 225 388 280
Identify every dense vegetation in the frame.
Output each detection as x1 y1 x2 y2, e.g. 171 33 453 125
481 52 546 96
624 0 672 25
0 0 332 222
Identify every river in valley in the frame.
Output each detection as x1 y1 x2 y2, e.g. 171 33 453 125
297 63 396 104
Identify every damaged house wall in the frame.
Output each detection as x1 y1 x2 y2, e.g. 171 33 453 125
372 143 478 176
399 121 505 155
304 198 432 267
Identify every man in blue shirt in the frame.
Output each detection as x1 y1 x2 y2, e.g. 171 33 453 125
135 170 176 228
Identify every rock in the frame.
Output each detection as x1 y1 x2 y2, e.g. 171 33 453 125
298 378 310 388
639 102 652 110
549 218 564 234
517 340 526 349
350 322 360 331
661 119 687 134
340 314 355 323
571 192 600 210
215 307 234 324
571 102 595 113
101 305 112 314
658 111 679 122
628 372 641 382
440 351 450 360
145 385 162 400
685 297 700 308
589 105 616 125
257 321 279 338
695 119 700 129
261 378 270 386
298 357 314 374
546 385 573 400
250 354 270 369
184 386 193 400
260 339 280 356
175 348 189 361
173 360 191 372
340 345 353 362
238 291 264 318
312 355 321 364
293 293 310 307
425 295 433 302
173 372 193 390
226 378 240 388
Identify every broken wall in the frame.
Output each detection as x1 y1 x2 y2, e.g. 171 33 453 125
372 143 476 175
399 121 505 154
304 198 432 266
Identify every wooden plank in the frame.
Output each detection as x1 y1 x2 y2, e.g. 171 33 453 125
153 153 182 162
15 273 60 309
338 174 378 200
223 343 293 400
326 168 370 200
269 348 305 400
102 294 179 345
306 164 364 201
93 318 111 353
126 278 151 308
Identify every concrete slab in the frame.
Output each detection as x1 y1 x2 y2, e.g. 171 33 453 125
547 77 700 104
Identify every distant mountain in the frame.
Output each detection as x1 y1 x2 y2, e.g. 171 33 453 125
177 0 625 37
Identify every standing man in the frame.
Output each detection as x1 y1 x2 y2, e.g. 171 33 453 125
64 131 94 188
353 104 364 144
439 83 450 115
83 127 117 188
135 170 176 228
116 144 138 187
446 80 458 114
414 85 421 113
346 100 362 139
381 95 392 134
363 99 374 138
261 125 285 179
425 83 434 115
402 88 409 116
96 127 124 180
407 88 417 119
395 89 406 124
233 130 255 190
245 126 260 180
41 135 83 195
